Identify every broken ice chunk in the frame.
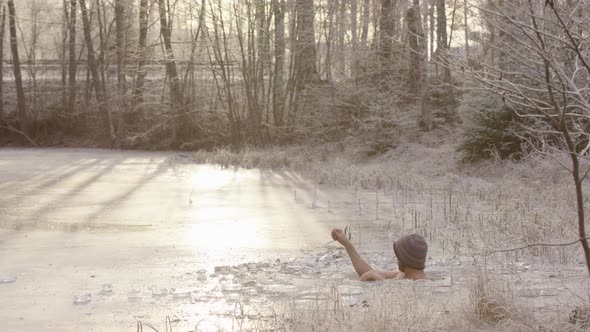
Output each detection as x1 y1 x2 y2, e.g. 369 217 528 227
151 288 168 297
214 266 231 274
128 290 142 302
73 294 91 305
172 289 192 299
99 284 113 295
0 276 17 284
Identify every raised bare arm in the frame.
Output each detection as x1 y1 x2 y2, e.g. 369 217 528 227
331 228 373 277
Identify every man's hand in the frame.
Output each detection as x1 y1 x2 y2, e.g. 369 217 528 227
331 228 350 246
359 269 385 282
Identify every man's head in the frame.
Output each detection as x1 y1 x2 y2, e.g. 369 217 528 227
393 233 428 272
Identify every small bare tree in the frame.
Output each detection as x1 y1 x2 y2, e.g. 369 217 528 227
79 0 115 140
115 0 127 97
435 0 457 121
0 4 5 117
68 0 77 112
272 0 286 127
133 0 149 106
156 0 183 140
378 0 395 81
466 0 590 273
7 0 27 134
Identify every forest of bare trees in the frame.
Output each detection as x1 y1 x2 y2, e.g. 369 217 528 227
0 0 460 149
0 0 587 159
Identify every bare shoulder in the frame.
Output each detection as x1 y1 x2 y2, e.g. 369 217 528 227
380 270 401 279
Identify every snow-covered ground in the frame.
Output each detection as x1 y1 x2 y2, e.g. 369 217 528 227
0 148 588 331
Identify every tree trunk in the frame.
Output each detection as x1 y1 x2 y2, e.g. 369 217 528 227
27 3 39 115
210 1 241 145
287 0 317 128
133 0 149 105
79 0 115 139
61 0 68 111
406 6 420 93
447 0 457 48
95 0 108 98
182 0 206 107
255 0 266 120
115 0 126 97
436 0 446 64
350 0 358 80
379 0 395 78
336 0 347 76
421 0 429 60
407 2 431 130
436 0 457 121
324 0 336 82
414 0 427 76
273 0 286 127
463 0 469 62
429 0 434 61
0 6 5 117
293 0 317 92
156 0 183 140
561 119 590 275
68 0 77 112
360 0 370 49
7 0 28 134
497 0 506 72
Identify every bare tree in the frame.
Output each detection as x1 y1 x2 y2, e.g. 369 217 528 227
26 1 44 114
436 0 457 121
273 0 286 127
94 0 108 100
350 0 358 79
378 0 395 80
0 4 5 117
287 0 317 126
429 0 434 60
336 0 347 76
206 0 241 145
360 0 370 50
463 0 469 62
68 0 77 112
408 0 431 130
79 0 115 139
406 5 420 92
7 0 27 134
467 0 590 273
292 0 317 92
115 0 126 97
156 0 183 140
183 0 206 107
233 0 265 144
323 0 336 81
133 0 149 105
61 0 68 110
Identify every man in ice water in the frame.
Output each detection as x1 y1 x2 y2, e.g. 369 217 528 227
331 228 428 281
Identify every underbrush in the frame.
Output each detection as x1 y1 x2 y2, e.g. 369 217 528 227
276 270 578 332
1 78 403 154
144 271 583 332
457 90 526 162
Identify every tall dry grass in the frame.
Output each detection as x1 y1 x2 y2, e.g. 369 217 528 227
193 146 584 264
188 145 589 331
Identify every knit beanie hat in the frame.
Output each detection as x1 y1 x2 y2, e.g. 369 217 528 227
393 233 428 270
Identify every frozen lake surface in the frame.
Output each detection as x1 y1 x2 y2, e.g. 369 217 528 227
0 148 344 330
0 148 587 331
